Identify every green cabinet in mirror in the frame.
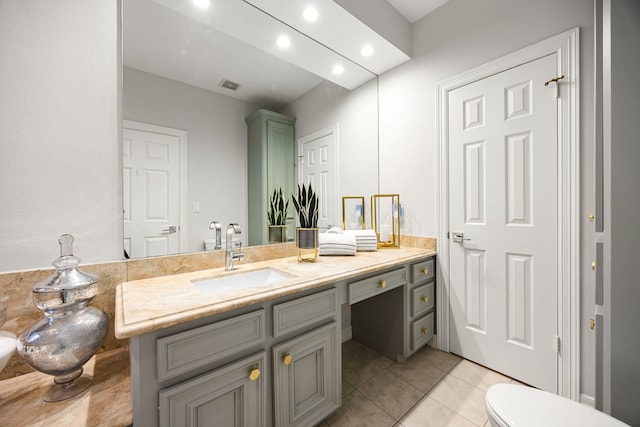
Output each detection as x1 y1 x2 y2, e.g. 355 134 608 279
247 110 296 246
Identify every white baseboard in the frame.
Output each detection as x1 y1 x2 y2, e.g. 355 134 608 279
580 394 595 407
341 326 352 343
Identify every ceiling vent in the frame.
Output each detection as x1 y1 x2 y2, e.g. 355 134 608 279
219 79 240 91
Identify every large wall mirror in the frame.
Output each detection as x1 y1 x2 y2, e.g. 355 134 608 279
122 0 380 258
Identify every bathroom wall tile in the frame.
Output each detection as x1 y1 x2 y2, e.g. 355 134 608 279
400 396 477 427
387 353 447 393
358 370 424 420
325 390 396 427
448 359 511 391
427 375 489 426
125 243 297 281
125 251 224 281
400 236 436 252
342 339 393 388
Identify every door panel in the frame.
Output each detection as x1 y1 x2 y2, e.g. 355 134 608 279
123 127 181 258
298 127 337 230
448 53 559 392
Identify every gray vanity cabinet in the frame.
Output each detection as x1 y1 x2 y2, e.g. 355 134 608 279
159 351 266 427
128 256 437 426
349 255 436 362
272 322 340 427
408 258 436 351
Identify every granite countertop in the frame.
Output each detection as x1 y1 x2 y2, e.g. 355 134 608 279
0 348 131 427
115 247 435 339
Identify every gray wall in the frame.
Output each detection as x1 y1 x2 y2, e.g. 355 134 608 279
0 0 121 271
605 0 640 423
123 67 258 252
285 78 380 227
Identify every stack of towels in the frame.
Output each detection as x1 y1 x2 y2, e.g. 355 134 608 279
319 227 357 256
344 229 378 251
318 227 378 256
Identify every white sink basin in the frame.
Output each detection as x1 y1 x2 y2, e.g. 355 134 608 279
192 267 294 297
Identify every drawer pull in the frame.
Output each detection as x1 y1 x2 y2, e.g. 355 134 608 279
422 327 429 335
249 368 260 381
422 296 429 303
379 280 387 289
422 268 429 275
283 354 293 366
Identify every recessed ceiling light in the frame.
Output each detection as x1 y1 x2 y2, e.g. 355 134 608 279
277 36 291 49
332 64 344 75
192 0 210 9
303 6 318 22
360 45 375 56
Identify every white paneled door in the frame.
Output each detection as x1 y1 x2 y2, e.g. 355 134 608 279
298 126 338 230
123 127 181 259
448 53 559 392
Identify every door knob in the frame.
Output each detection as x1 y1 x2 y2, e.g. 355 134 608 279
452 232 470 243
249 368 260 381
162 225 178 234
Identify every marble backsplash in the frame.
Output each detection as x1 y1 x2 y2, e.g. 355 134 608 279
0 236 435 380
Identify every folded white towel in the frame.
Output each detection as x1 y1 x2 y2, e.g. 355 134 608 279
343 229 378 251
319 228 357 255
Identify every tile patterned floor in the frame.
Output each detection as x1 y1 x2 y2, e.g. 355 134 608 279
318 339 517 427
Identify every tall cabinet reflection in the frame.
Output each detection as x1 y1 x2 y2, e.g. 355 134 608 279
247 110 296 246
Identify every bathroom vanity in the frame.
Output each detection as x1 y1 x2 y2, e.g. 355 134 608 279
115 248 435 426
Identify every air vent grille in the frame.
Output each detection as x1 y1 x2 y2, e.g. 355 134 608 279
219 79 240 91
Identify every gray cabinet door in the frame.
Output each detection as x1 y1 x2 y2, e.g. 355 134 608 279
159 351 266 427
272 322 340 427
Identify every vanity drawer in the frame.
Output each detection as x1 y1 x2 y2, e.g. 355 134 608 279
157 309 266 382
412 312 434 351
273 288 338 337
349 267 407 304
411 258 434 284
411 282 435 317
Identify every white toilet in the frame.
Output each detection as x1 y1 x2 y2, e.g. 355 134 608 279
486 383 630 427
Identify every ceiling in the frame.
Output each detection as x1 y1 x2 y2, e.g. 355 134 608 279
123 0 448 108
385 0 451 23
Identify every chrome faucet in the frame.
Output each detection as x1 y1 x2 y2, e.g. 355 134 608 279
209 221 222 250
225 223 245 271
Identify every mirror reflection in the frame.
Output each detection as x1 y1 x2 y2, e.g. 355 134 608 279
122 0 379 259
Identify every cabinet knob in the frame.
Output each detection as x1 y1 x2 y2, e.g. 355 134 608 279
422 327 429 335
422 296 429 303
590 319 596 330
283 354 293 366
422 268 429 275
249 368 260 381
380 280 387 289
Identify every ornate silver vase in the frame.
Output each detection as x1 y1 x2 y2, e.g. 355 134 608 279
17 234 109 402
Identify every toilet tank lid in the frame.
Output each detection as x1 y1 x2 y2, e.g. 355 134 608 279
485 384 630 427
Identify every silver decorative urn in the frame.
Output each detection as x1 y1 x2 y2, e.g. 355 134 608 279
17 234 109 402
